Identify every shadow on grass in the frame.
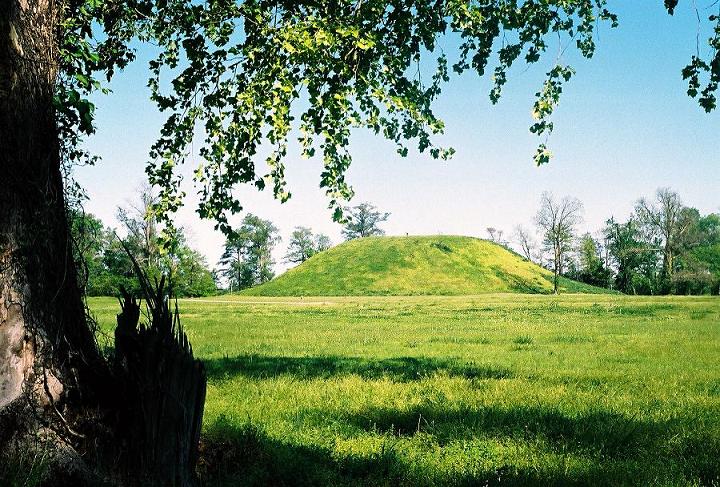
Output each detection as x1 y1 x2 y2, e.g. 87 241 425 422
200 356 720 485
341 404 659 455
491 265 548 294
198 411 720 487
204 355 513 382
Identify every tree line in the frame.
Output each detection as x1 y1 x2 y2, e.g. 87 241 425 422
71 192 218 297
502 188 719 295
72 196 393 295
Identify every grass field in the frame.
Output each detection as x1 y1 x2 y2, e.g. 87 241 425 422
89 294 720 486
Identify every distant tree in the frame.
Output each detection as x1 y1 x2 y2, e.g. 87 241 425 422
219 214 281 290
512 225 535 261
603 218 658 294
315 234 332 253
116 184 161 271
535 192 584 294
485 227 498 242
69 210 110 294
284 227 332 264
342 203 390 240
113 187 169 291
168 240 218 297
635 188 697 289
69 195 216 297
486 227 507 245
697 213 720 246
572 233 612 288
672 212 720 294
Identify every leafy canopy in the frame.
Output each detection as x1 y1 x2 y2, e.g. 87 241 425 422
218 213 281 289
342 202 390 240
58 1 719 243
284 227 331 264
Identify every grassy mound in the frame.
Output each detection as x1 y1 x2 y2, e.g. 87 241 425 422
244 235 610 296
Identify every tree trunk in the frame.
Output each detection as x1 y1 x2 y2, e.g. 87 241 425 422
553 244 560 294
1 3 206 485
0 0 105 425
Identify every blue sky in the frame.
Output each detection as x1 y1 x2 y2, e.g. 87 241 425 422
76 1 720 271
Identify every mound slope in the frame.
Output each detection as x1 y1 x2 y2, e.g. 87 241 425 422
244 236 610 296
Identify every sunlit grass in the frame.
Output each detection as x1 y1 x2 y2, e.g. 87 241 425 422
89 294 720 486
240 236 611 296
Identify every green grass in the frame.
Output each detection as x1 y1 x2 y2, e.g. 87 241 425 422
242 236 610 296
89 294 720 486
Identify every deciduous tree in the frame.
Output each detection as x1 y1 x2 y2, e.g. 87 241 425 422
635 188 697 289
512 225 535 261
603 217 658 295
342 202 390 240
219 214 280 290
535 192 583 294
572 232 612 288
284 227 332 264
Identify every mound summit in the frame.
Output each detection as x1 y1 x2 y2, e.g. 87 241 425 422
244 235 610 296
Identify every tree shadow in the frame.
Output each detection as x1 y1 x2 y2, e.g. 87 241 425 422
490 265 548 293
198 412 720 486
200 356 719 484
204 354 514 382
339 404 720 484
338 404 660 455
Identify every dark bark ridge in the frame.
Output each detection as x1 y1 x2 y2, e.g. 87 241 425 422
1 1 207 484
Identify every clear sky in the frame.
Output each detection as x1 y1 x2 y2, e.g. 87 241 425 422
76 2 720 273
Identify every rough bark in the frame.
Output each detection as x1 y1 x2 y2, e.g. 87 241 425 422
1 2 206 485
0 0 105 422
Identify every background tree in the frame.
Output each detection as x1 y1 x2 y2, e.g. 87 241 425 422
161 231 218 297
219 214 280 290
635 188 697 291
671 212 720 294
116 184 161 271
69 209 109 294
570 233 612 288
342 203 390 240
603 217 658 295
512 225 535 261
535 192 584 294
486 227 502 243
285 227 332 264
69 208 217 297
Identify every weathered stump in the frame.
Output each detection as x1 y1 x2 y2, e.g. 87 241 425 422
114 280 206 487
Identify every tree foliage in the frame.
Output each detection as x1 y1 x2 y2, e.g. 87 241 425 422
603 217 661 294
68 208 217 297
219 214 281 290
342 202 390 240
635 188 698 287
53 1 719 245
602 200 719 295
284 227 332 264
568 232 612 288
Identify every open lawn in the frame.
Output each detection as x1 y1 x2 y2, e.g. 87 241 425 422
89 294 720 486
